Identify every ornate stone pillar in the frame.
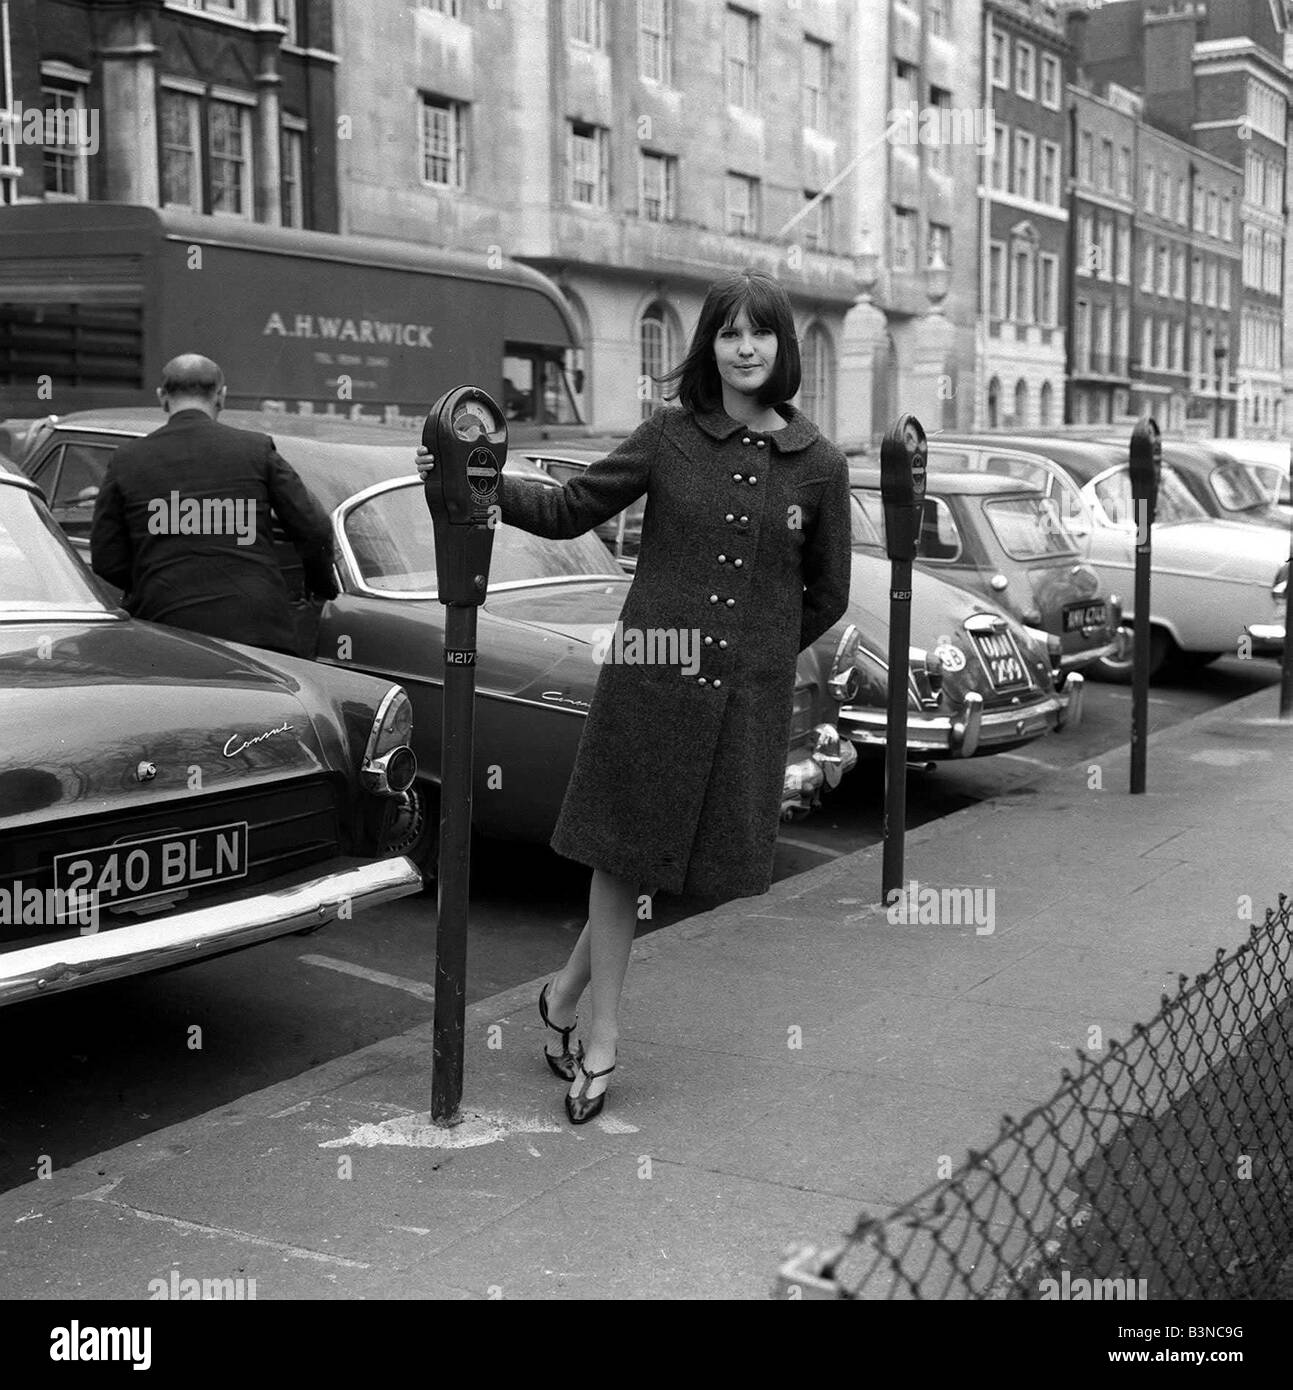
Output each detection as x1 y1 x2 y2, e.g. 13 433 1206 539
906 253 956 431
254 0 284 225
99 2 160 205
837 238 889 454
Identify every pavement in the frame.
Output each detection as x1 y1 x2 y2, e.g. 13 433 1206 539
1 684 1290 1301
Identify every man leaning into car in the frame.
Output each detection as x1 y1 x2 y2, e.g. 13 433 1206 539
90 354 338 656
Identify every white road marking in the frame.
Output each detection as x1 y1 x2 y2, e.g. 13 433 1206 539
595 1115 639 1134
1103 692 1175 705
777 836 845 858
299 953 435 1002
320 1109 563 1150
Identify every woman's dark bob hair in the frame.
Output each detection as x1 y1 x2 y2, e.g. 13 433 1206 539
660 270 801 413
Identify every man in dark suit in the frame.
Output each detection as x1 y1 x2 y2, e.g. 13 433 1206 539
91 354 337 655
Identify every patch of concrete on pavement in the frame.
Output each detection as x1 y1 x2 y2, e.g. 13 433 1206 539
319 1109 564 1150
595 1115 639 1134
1186 748 1272 767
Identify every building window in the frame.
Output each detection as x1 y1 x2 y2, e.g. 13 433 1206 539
1014 378 1028 422
926 0 952 39
1143 164 1155 214
1076 211 1093 276
639 302 675 420
40 78 90 201
1012 131 1034 201
928 87 953 176
208 98 252 217
989 241 1006 319
1156 319 1168 371
639 0 673 85
1040 53 1060 109
891 205 917 271
1117 224 1131 284
803 37 830 132
1015 40 1035 99
568 0 606 48
1191 253 1203 300
1158 172 1171 219
799 323 834 432
1206 190 1218 238
893 59 917 116
1193 184 1205 232
418 0 460 15
280 124 305 227
1038 252 1057 327
1176 177 1188 225
1074 299 1090 371
1097 219 1113 281
1142 315 1153 371
275 0 299 43
1100 138 1114 192
569 122 609 207
160 89 201 210
1078 131 1093 187
1156 242 1169 297
1220 195 1232 241
1040 141 1060 205
639 150 676 222
1172 322 1183 372
927 221 951 269
990 29 1007 88
1118 146 1131 198
1219 265 1230 311
991 123 1008 193
726 172 759 235
1173 245 1185 299
421 96 467 189
1010 242 1034 322
803 192 833 251
1039 380 1053 425
725 7 759 110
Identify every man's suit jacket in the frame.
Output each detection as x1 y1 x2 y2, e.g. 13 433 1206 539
90 409 336 654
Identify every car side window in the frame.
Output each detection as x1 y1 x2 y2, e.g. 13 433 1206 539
51 443 115 539
917 496 962 562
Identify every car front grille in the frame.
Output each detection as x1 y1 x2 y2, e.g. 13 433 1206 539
0 776 345 947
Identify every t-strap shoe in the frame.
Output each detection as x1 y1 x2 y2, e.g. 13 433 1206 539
538 980 578 1082
565 1043 616 1125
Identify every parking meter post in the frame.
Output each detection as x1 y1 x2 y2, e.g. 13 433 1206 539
1280 444 1293 721
421 386 505 1125
879 415 927 906
1128 418 1161 795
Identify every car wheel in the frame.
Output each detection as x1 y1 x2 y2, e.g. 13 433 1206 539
383 779 440 888
1089 623 1171 684
1174 649 1224 671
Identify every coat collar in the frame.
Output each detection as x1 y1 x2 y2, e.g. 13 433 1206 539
691 403 820 454
162 408 217 427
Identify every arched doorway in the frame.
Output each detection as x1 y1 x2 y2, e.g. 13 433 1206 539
799 321 835 434
1038 380 1053 427
1014 378 1028 426
987 376 1001 429
638 300 680 421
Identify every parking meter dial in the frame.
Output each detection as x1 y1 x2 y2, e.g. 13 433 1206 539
880 413 928 562
1129 416 1161 529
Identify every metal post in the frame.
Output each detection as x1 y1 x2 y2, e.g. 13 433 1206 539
1279 443 1293 721
431 602 478 1123
882 557 913 902
1130 511 1151 794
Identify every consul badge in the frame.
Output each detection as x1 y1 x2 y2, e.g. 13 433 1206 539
223 720 296 758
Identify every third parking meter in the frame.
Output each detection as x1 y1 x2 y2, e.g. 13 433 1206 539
879 414 927 906
421 385 506 1124
1127 416 1160 796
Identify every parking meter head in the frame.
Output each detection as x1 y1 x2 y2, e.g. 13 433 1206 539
423 386 507 526
879 413 927 562
1129 416 1161 525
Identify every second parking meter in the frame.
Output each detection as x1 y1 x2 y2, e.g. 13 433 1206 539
1128 417 1160 796
421 385 506 1124
879 414 927 906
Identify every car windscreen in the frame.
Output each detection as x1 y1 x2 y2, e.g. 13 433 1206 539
984 495 1080 559
849 493 882 548
1209 461 1276 513
343 481 622 592
1092 466 1208 528
0 485 113 614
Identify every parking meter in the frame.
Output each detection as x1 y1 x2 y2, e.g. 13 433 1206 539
878 413 927 906
422 386 505 605
1129 416 1161 530
1127 416 1160 796
420 385 506 1125
880 414 928 562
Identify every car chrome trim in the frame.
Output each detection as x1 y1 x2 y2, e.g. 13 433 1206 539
840 692 1066 756
0 856 422 1007
0 610 123 625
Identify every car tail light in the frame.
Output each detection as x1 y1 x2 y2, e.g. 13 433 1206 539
361 685 418 795
827 623 861 702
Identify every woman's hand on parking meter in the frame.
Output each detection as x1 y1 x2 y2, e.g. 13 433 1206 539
414 446 435 480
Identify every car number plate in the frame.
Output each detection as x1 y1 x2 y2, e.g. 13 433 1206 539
1064 601 1107 633
54 822 249 911
970 629 1031 692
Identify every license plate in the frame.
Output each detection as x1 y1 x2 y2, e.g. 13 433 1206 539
1064 601 1107 633
54 822 249 912
970 629 1032 692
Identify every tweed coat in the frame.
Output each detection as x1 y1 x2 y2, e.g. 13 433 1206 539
498 403 852 900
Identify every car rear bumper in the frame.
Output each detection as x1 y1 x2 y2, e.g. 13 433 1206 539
0 854 422 1007
841 677 1083 757
1245 622 1285 655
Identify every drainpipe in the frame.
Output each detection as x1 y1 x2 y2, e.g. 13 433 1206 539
1 2 18 203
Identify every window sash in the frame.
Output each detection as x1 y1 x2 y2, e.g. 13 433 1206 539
160 90 202 210
725 8 757 109
422 99 464 188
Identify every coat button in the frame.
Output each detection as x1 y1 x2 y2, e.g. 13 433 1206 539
718 554 727 563
713 679 722 688
733 559 743 567
732 473 742 481
740 515 749 523
698 676 708 685
756 439 766 448
741 437 751 445
748 476 757 485
704 636 713 645
709 593 719 603
719 639 728 649
725 513 734 522
726 598 736 607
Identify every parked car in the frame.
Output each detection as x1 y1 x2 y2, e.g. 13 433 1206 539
934 434 1287 679
0 458 422 1008
847 460 1119 679
516 439 1085 759
1101 439 1290 532
13 409 865 866
1195 439 1292 524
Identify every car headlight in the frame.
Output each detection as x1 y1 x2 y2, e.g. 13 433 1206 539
360 685 417 795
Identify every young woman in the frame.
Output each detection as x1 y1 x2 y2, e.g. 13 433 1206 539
416 270 852 1123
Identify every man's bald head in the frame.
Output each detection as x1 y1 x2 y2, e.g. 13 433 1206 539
158 354 226 417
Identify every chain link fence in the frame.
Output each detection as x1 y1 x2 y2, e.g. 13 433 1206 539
778 894 1293 1300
